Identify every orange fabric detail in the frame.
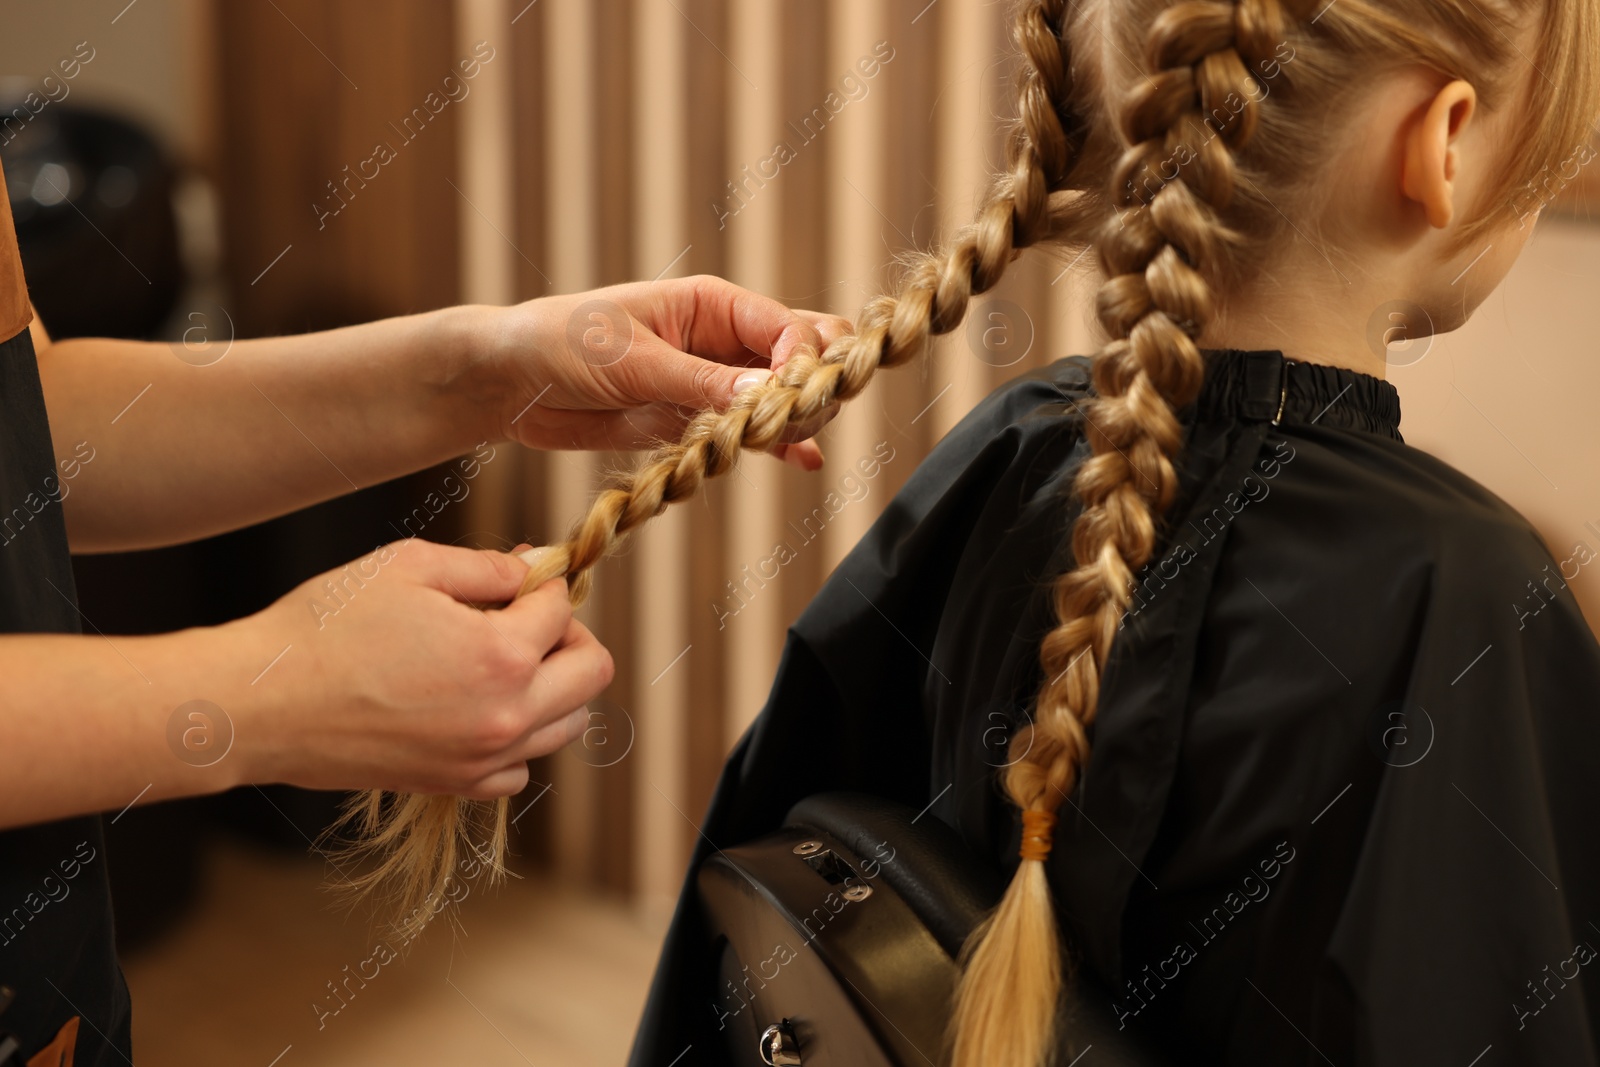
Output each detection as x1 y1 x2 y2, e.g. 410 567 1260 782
1019 809 1056 863
25 1015 79 1067
0 165 33 342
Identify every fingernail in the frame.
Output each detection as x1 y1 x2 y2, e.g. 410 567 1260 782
733 369 773 394
518 545 555 569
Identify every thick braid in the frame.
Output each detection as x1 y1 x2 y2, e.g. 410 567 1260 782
948 3 1294 1066
339 0 1086 943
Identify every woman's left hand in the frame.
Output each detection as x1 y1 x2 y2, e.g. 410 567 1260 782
486 275 853 468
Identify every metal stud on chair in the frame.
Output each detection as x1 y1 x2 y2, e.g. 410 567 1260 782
759 1021 802 1065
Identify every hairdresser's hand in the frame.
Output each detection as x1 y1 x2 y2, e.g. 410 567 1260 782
487 275 852 469
235 539 611 798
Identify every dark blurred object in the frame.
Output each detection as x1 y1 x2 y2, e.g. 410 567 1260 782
98 799 208 952
0 99 181 339
699 793 1173 1066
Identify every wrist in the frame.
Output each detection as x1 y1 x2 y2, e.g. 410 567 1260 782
430 301 523 447
182 613 292 791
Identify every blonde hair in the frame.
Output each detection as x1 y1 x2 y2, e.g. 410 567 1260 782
344 0 1600 1056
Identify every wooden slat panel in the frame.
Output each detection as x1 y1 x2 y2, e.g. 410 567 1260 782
215 0 460 334
453 0 520 549
630 0 693 914
501 0 559 873
455 0 516 309
930 0 1001 438
820 0 892 571
875 0 944 484
487 0 1079 904
589 0 641 900
681 0 736 844
543 0 605 886
721 1 787 749
511 0 553 303
775 1 836 628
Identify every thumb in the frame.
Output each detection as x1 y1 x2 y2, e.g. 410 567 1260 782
632 334 776 412
397 541 530 605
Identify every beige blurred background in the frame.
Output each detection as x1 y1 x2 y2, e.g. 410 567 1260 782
1 1 1596 1064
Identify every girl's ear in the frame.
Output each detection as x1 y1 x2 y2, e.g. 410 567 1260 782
1401 80 1478 229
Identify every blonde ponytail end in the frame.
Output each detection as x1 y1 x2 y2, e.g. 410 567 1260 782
325 792 511 943
949 857 1063 1067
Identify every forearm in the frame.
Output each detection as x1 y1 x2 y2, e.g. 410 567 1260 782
0 536 612 831
0 623 269 830
37 304 503 552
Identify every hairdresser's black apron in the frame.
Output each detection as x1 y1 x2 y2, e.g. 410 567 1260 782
0 165 131 1066
629 350 1600 1066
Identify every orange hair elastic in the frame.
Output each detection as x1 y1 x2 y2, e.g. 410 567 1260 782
1019 809 1057 863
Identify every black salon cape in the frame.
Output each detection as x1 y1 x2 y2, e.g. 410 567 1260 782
626 349 1600 1067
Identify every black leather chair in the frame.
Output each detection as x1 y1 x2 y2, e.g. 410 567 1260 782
697 792 1171 1066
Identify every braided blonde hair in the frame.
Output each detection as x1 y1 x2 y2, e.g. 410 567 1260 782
346 1 1600 1057
340 0 1104 940
952 2 1305 1061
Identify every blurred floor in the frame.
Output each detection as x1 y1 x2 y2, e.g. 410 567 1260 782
121 840 669 1066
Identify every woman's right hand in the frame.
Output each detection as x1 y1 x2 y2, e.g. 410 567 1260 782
228 538 613 799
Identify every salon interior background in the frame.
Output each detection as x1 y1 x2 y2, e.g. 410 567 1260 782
1 0 1597 1060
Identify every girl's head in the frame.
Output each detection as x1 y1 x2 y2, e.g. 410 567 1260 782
1065 0 1597 338
953 1 1599 1065
351 0 1600 1054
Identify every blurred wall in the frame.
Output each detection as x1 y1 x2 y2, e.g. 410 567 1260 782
212 0 460 333
1394 214 1600 633
0 0 214 163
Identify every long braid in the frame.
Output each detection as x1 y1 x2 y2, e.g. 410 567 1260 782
948 3 1299 1065
341 0 1089 943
